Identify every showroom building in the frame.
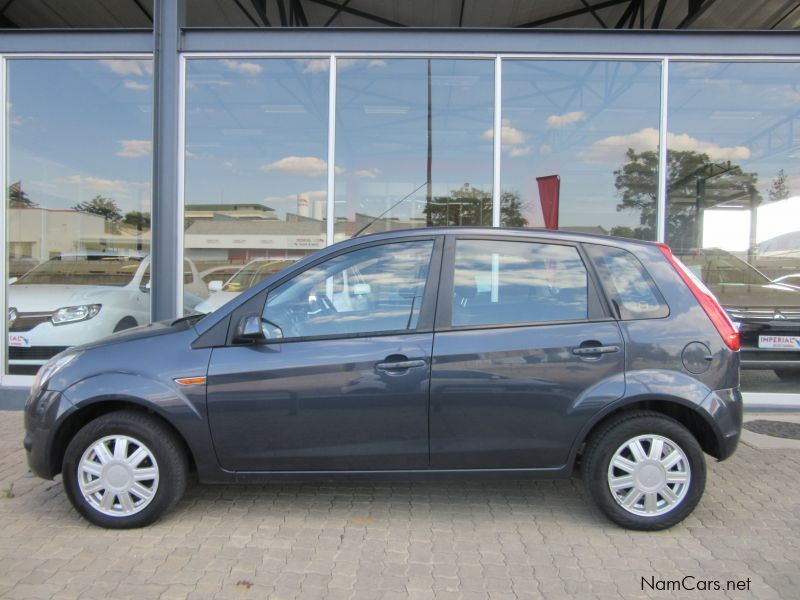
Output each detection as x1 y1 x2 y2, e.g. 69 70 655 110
1 0 799 404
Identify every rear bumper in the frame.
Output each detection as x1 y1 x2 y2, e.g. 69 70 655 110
698 387 743 461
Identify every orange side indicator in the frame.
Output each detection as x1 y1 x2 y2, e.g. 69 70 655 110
174 376 207 386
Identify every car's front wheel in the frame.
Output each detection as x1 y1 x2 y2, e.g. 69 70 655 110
582 411 706 530
62 410 187 528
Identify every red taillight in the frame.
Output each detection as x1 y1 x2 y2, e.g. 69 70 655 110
657 243 741 351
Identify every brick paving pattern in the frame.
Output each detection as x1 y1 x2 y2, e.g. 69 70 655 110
1 410 798 599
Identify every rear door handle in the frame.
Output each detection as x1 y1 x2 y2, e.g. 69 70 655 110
572 345 620 356
376 359 426 371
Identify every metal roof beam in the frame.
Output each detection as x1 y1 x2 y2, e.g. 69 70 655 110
516 0 629 28
304 0 406 26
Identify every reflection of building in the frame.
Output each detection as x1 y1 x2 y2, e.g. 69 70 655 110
8 208 105 261
185 203 277 221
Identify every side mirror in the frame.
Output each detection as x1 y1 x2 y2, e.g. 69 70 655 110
140 281 151 293
234 314 283 344
208 280 224 293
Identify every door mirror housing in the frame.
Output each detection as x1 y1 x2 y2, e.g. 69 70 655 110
234 314 283 344
208 280 224 293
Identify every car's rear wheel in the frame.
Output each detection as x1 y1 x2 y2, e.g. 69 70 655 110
774 369 800 382
62 411 187 529
582 411 706 530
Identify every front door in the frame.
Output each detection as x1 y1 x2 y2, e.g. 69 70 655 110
207 237 441 471
430 236 625 469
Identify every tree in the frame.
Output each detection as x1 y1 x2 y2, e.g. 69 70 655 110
8 182 37 208
768 168 790 202
72 195 123 223
123 211 151 230
422 184 527 227
614 148 760 250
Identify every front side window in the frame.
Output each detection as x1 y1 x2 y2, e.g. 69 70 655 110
263 240 434 339
452 240 588 327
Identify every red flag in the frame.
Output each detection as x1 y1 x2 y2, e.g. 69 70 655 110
536 175 560 230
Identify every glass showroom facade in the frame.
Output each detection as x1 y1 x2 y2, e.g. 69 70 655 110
2 27 800 399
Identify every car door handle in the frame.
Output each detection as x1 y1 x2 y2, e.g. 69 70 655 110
376 359 426 371
572 345 620 356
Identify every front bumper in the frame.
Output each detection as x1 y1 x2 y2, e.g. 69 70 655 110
24 388 74 479
698 386 743 461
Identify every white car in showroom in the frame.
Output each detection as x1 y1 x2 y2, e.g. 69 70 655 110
8 252 208 374
194 258 293 313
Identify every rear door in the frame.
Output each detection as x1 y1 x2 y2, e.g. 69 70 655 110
430 235 625 469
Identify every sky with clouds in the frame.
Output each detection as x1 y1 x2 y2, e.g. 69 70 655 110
7 57 799 238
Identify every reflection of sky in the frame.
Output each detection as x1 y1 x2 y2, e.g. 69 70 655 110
8 59 153 214
185 59 329 219
501 60 662 232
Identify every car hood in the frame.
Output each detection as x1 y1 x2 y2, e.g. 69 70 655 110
8 284 121 312
711 282 800 309
75 316 199 352
194 291 241 314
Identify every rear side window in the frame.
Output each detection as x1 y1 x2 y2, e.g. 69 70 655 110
585 244 668 320
452 239 588 327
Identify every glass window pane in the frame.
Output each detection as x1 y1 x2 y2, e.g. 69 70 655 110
6 59 153 375
183 59 329 314
501 60 662 239
667 61 800 394
264 240 434 338
335 59 495 239
453 240 588 327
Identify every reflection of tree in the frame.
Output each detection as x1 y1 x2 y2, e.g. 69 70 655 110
124 211 151 230
769 169 790 202
612 148 760 250
423 184 527 227
8 182 37 208
72 195 123 223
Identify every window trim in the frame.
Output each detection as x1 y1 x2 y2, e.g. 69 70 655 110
224 235 444 346
434 234 612 333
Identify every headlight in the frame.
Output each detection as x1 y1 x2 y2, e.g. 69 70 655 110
31 351 80 394
51 304 101 325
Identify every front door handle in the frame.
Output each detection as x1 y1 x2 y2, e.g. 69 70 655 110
376 359 426 371
572 345 620 356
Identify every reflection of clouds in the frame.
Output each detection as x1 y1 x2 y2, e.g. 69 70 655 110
546 110 586 129
58 174 151 194
123 80 149 91
220 59 263 76
100 59 152 77
354 168 380 178
483 118 530 158
262 156 343 177
116 139 152 158
298 58 384 74
581 127 751 164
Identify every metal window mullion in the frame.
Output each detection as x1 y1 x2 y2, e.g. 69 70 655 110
326 55 336 246
492 56 502 228
0 56 7 383
656 57 669 243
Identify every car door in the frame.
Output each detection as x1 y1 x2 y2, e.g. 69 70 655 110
207 236 442 471
430 235 625 470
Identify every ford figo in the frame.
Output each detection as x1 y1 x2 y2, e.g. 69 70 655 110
24 229 742 530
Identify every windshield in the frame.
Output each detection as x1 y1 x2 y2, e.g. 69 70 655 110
677 250 771 286
223 260 293 292
15 255 144 286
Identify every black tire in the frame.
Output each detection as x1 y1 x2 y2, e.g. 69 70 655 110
62 410 188 529
113 317 138 333
582 411 706 531
774 369 800 382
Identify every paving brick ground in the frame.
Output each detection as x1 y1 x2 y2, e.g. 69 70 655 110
1 409 798 600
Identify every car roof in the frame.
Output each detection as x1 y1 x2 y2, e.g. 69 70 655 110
351 226 659 248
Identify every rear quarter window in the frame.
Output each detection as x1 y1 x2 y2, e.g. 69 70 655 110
585 244 669 320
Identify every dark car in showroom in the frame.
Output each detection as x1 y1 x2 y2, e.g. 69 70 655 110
24 228 742 531
676 248 800 381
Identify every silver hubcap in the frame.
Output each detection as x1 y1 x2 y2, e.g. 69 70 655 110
77 435 159 517
607 434 690 518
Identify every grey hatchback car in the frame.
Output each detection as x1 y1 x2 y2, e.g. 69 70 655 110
23 228 742 530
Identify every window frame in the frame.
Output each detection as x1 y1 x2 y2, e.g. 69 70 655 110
434 234 612 332
224 235 445 346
